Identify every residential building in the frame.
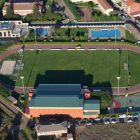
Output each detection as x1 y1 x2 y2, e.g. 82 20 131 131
2 1 43 17
70 0 113 15
94 0 113 15
36 121 67 137
0 20 28 38
121 0 140 18
28 84 100 118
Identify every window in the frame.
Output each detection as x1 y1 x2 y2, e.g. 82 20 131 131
13 35 15 37
0 32 2 36
4 32 6 36
16 35 18 37
19 22 21 24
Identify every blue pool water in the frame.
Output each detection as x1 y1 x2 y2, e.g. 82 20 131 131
35 28 49 36
91 29 121 38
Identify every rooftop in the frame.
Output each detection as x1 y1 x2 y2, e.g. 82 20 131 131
3 1 43 11
7 96 17 103
29 84 84 108
124 0 139 6
97 0 113 10
84 100 100 110
36 121 67 133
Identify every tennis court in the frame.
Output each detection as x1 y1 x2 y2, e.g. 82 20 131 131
113 95 140 113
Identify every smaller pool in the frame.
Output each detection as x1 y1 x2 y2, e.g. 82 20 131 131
91 29 121 38
34 28 49 36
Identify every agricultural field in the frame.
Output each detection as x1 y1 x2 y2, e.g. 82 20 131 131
77 123 140 140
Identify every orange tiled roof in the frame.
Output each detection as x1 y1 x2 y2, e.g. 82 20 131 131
3 1 43 11
97 0 112 10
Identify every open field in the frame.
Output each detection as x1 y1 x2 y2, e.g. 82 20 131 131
9 50 139 88
77 123 140 140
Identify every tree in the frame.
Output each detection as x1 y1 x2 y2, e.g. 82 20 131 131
80 36 84 40
54 24 60 30
32 4 39 20
25 14 33 21
64 35 69 41
5 5 14 19
74 36 79 41
109 10 119 16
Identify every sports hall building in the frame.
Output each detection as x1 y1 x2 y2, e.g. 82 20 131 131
28 84 100 118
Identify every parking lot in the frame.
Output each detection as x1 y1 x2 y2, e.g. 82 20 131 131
28 113 140 131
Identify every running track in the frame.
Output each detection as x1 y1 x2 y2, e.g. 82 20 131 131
1 44 140 95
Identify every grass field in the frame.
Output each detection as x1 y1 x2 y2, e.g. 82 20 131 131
77 123 140 140
11 50 140 88
0 0 5 14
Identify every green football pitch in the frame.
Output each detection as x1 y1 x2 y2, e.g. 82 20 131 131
14 50 140 88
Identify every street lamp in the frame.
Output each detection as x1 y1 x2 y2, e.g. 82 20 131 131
34 27 36 44
115 26 117 45
116 77 121 96
20 76 25 95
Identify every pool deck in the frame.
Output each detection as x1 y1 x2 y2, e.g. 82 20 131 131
88 27 125 39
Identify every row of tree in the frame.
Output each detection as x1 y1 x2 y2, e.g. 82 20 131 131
25 5 65 22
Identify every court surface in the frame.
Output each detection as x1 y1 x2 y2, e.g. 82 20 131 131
113 95 140 113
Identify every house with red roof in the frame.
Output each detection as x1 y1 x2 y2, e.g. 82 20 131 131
121 0 140 18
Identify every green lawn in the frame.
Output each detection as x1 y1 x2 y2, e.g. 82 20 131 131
91 9 123 22
125 30 137 43
25 28 88 42
11 50 140 88
0 0 5 14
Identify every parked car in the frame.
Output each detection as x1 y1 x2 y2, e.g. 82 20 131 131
104 120 110 124
134 113 139 117
133 117 138 123
86 122 92 126
119 118 124 123
30 126 35 130
102 116 109 120
98 119 104 125
75 45 81 49
92 120 98 125
127 119 132 123
95 117 100 121
111 119 116 124
127 114 133 118
118 114 126 118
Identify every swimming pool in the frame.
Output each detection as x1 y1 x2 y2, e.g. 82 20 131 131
34 28 49 36
91 29 121 38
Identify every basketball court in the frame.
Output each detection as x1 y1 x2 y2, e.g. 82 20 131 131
0 61 16 75
113 95 140 113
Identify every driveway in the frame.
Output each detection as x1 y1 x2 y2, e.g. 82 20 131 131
57 0 75 23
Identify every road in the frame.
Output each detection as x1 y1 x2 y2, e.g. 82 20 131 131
57 0 75 23
0 97 29 131
1 44 140 95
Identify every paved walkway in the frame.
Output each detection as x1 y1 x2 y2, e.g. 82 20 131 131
1 44 140 95
57 0 75 23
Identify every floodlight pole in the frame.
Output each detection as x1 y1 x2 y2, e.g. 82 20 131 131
115 26 117 45
116 77 121 96
34 27 36 44
20 76 25 95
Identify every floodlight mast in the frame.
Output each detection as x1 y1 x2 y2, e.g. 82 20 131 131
20 76 25 95
116 77 121 96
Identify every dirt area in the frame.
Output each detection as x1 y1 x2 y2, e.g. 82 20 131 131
78 8 91 22
76 123 140 140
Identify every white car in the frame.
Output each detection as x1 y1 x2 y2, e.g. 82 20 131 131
127 119 132 123
111 120 116 124
118 114 126 118
95 117 100 121
86 123 92 126
104 121 110 124
127 115 133 117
